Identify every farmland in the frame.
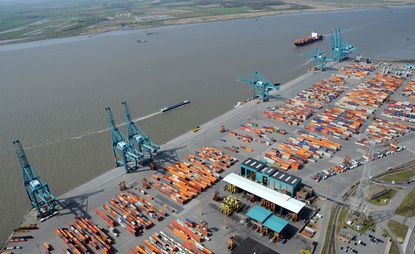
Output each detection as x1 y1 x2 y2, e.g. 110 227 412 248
1 0 414 44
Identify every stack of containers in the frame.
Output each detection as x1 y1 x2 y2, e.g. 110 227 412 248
103 198 146 235
382 100 415 123
131 231 192 254
117 191 165 222
240 122 287 136
339 63 376 77
187 147 238 174
308 73 405 139
402 80 415 98
96 190 169 236
264 132 341 170
363 73 404 94
260 124 287 135
264 101 315 125
168 219 210 244
55 217 113 254
366 119 413 143
238 123 284 145
229 130 253 142
153 148 236 205
153 161 216 204
334 88 389 115
305 107 367 140
264 78 347 125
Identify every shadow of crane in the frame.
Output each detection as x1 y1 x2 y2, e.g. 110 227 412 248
153 146 186 168
56 189 104 218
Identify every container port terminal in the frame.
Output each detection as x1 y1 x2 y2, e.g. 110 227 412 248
3 33 415 254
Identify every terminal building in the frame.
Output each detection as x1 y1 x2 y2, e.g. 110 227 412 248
240 157 302 196
223 173 305 221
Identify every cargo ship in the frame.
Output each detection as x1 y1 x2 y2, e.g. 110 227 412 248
292 32 323 47
160 100 190 112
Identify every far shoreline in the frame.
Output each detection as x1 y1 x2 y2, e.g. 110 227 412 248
0 3 414 51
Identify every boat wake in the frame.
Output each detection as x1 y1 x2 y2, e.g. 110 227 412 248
0 111 162 153
299 58 313 67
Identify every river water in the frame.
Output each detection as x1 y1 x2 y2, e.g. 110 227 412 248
1 6 415 243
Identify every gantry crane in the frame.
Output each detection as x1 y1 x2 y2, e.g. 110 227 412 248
121 101 159 162
331 28 356 62
105 107 142 173
303 48 333 71
238 71 280 102
13 140 58 218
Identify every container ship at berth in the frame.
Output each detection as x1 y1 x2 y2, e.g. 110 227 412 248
161 100 190 112
292 32 323 47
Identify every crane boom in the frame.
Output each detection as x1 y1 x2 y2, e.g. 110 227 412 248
13 140 58 218
238 71 280 102
105 107 142 172
121 101 159 161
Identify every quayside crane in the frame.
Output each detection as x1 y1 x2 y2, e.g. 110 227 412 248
238 71 280 102
331 27 356 62
105 106 142 173
13 140 58 218
121 101 159 161
303 48 333 71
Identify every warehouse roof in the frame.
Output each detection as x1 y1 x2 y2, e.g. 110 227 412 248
270 170 301 187
263 214 289 233
241 157 301 187
246 205 272 223
246 205 288 233
242 158 266 171
223 173 305 213
260 166 278 176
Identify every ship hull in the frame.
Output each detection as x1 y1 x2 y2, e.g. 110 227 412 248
161 100 190 112
293 35 323 47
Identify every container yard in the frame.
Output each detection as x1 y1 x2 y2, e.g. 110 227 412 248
263 76 347 126
382 100 415 123
3 59 415 254
366 118 413 143
402 79 415 98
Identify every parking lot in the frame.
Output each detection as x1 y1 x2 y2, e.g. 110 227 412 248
338 226 388 254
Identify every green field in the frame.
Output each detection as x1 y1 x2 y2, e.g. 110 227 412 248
382 169 415 183
370 189 397 206
0 0 307 43
337 207 348 234
389 241 400 254
338 207 375 234
0 0 413 44
396 187 415 217
387 220 408 243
